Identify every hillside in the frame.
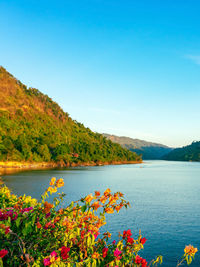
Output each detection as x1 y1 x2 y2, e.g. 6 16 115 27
163 141 200 161
103 134 173 159
0 66 141 165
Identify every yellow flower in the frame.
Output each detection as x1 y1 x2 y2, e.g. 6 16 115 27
56 178 64 188
184 245 198 256
50 177 56 186
50 256 56 263
47 187 57 194
56 256 60 262
23 196 37 206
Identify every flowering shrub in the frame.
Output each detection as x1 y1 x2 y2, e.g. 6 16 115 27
0 178 198 266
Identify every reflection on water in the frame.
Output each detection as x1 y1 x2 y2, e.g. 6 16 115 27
2 160 200 266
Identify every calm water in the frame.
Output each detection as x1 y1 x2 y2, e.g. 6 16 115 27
2 160 200 266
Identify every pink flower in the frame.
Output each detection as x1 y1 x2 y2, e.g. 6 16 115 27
114 248 122 260
112 240 116 245
94 231 100 239
50 251 57 257
43 257 51 266
21 207 33 213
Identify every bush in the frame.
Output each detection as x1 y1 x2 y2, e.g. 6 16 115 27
0 178 198 266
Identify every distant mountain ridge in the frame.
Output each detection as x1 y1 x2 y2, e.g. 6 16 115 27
163 141 200 162
103 134 173 159
0 66 141 165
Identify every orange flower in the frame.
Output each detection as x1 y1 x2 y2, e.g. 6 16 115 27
85 194 94 203
100 195 107 204
13 204 20 210
54 216 61 223
91 201 100 210
95 191 100 197
184 245 198 256
114 193 119 199
103 232 111 238
92 252 100 259
115 205 122 212
58 209 64 214
43 201 53 213
56 178 64 188
104 188 111 197
105 207 114 214
49 177 56 186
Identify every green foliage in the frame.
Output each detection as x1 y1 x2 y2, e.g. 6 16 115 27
163 141 200 162
0 67 141 164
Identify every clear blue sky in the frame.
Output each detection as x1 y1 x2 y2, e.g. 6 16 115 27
0 0 200 147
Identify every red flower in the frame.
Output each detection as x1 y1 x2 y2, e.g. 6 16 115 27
5 226 10 235
140 237 147 245
135 255 148 267
127 236 134 245
135 255 142 264
44 222 51 229
123 229 132 239
0 249 8 258
36 222 42 229
102 247 108 258
81 230 85 239
141 258 148 267
61 246 70 260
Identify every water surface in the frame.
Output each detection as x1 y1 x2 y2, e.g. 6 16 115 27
2 160 200 266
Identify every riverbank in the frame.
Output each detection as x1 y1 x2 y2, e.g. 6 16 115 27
0 160 142 175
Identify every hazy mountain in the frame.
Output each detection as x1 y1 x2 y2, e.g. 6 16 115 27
0 66 141 164
103 134 173 159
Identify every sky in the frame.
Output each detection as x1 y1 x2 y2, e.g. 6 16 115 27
0 0 200 147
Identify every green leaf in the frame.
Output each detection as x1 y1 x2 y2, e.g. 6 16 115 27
81 205 87 213
15 217 21 228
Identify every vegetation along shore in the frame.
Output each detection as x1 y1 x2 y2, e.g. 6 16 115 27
0 160 142 175
0 67 141 167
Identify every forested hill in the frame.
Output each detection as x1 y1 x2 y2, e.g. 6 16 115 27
0 66 141 164
103 134 173 160
163 141 200 162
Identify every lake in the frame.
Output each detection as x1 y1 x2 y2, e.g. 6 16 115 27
2 160 200 266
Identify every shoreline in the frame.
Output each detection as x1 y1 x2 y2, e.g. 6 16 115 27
0 160 142 175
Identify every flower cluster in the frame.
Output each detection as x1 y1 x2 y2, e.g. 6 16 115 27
0 177 198 266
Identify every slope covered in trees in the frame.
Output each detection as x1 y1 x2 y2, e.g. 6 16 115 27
103 134 173 160
163 141 200 162
0 67 141 164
